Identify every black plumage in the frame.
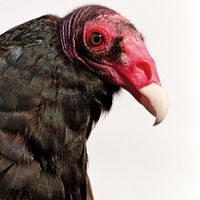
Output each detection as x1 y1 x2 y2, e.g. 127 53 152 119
0 4 168 200
0 12 119 200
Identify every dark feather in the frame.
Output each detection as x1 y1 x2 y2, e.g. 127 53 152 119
0 14 119 200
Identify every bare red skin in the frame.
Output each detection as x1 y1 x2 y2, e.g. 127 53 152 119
83 14 161 102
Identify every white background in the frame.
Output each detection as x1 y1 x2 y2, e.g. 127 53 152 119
0 0 199 199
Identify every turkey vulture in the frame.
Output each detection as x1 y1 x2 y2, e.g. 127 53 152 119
0 4 168 200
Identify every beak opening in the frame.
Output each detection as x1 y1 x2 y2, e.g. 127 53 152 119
112 32 168 125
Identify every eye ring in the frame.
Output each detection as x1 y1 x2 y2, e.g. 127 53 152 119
89 32 104 47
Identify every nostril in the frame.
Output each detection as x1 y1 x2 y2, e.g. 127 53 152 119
135 61 152 81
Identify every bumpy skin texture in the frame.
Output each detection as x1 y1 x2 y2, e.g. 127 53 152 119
0 4 166 200
0 13 120 200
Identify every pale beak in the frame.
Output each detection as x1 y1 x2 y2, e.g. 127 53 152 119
139 83 168 125
114 34 168 125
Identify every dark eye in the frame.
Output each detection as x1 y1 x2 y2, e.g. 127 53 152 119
90 32 104 47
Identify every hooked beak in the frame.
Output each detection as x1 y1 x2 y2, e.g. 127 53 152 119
115 37 168 125
139 83 168 125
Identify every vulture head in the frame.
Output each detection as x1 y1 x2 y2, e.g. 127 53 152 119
60 5 168 124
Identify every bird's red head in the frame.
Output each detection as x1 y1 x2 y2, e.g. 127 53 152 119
60 5 168 125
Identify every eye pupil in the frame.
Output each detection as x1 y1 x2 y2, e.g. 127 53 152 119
94 35 101 43
90 32 104 46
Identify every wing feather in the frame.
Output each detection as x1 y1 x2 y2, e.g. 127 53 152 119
0 16 70 200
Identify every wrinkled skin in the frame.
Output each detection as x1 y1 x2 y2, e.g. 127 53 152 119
0 5 167 200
